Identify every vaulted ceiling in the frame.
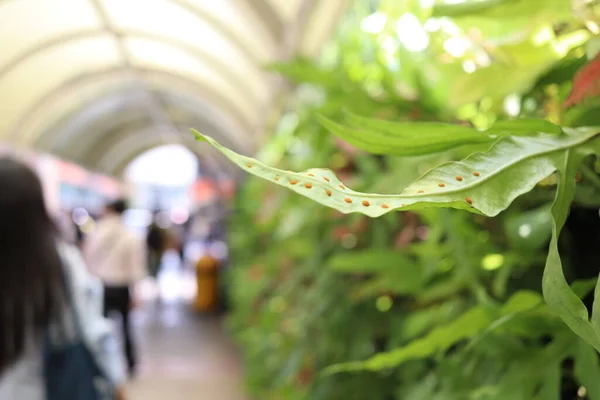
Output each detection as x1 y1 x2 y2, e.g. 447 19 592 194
0 0 346 177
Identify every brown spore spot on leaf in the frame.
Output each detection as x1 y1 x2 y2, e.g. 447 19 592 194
339 184 345 190
325 189 332 197
304 183 312 189
401 203 407 207
473 171 480 177
438 183 446 187
323 177 330 182
274 176 280 181
465 197 473 205
417 189 424 194
290 179 298 185
246 163 253 168
308 173 315 177
362 200 370 207
344 197 352 203
456 176 463 181
381 204 390 209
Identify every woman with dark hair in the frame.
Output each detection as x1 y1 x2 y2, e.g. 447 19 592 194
0 157 126 399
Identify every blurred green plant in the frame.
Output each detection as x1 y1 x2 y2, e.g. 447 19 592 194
208 0 600 398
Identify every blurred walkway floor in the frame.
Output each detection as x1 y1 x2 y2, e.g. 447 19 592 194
122 251 246 400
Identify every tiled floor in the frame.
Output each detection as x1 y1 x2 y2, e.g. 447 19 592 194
120 252 247 400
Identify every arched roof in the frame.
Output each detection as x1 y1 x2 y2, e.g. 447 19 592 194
0 0 346 176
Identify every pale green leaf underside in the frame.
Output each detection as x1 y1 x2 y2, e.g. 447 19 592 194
192 128 600 218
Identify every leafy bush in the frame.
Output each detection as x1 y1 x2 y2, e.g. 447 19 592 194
201 1 600 398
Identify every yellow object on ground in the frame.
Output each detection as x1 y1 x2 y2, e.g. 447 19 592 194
194 255 219 312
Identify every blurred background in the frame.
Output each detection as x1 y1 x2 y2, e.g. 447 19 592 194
0 0 344 398
2 0 600 399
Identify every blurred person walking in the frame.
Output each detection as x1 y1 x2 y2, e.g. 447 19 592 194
0 157 127 399
146 215 168 279
173 223 188 271
85 199 146 378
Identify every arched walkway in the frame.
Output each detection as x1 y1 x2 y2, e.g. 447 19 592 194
0 1 347 399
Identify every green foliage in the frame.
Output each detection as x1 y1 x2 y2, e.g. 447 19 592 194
216 0 600 399
325 290 544 373
542 148 600 352
574 339 600 399
504 204 552 251
197 121 600 355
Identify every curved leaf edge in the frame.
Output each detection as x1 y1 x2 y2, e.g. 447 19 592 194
192 128 600 218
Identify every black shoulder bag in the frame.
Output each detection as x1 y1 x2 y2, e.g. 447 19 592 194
43 251 115 400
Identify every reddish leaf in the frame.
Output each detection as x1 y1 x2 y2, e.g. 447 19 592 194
564 53 600 109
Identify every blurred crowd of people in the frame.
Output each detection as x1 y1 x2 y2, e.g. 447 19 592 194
0 155 189 399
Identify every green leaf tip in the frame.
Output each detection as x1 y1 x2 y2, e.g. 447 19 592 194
190 128 208 143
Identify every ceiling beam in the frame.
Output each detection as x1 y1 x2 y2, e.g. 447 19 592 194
95 125 236 177
71 107 236 168
89 0 178 147
0 29 265 106
167 0 274 63
41 89 241 160
8 66 254 150
240 0 285 41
